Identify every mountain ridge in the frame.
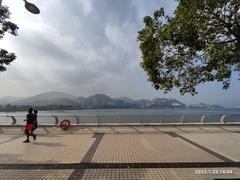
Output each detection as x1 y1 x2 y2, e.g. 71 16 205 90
0 91 186 109
12 91 78 106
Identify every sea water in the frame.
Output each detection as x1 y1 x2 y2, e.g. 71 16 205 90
0 108 239 125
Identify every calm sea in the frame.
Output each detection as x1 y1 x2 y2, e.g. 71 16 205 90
0 108 239 125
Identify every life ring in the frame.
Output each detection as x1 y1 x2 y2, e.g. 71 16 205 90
60 119 71 130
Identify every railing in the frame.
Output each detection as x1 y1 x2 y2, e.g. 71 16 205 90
0 114 240 125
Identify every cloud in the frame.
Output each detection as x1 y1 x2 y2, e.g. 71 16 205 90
105 23 134 52
77 0 93 16
0 0 239 107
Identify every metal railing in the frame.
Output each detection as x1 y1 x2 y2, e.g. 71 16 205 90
0 114 240 125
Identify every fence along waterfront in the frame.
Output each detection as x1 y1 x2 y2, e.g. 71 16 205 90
0 114 240 125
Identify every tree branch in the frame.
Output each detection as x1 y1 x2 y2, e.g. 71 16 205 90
215 38 238 44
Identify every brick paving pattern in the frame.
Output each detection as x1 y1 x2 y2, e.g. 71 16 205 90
0 125 239 179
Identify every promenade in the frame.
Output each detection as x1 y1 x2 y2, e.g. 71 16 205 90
0 124 240 179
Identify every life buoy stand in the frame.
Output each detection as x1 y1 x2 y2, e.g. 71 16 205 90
60 119 71 130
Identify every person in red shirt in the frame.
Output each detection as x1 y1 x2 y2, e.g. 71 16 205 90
23 108 35 143
31 110 38 140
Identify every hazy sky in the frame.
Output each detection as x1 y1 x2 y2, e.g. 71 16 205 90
0 0 239 107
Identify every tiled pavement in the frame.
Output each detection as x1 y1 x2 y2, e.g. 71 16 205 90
0 125 240 179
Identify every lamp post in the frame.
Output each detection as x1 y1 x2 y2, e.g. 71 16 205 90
23 0 40 14
0 0 40 14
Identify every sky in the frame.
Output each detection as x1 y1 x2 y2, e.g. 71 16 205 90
0 0 239 107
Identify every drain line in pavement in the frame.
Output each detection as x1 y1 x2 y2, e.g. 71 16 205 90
68 133 104 179
167 132 233 162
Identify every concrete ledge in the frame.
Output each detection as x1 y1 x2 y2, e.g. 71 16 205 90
0 124 239 134
1 123 240 127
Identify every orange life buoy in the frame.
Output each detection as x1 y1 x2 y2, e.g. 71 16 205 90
60 119 71 130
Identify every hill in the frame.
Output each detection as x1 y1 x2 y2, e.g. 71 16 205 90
12 91 78 106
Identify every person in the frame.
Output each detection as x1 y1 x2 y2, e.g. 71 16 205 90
31 110 38 140
23 108 35 143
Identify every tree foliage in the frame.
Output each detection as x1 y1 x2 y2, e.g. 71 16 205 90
0 5 18 72
137 0 240 95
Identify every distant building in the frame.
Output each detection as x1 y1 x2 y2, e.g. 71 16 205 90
135 99 153 108
188 103 223 109
171 102 183 107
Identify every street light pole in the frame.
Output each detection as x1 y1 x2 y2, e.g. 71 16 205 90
0 0 40 14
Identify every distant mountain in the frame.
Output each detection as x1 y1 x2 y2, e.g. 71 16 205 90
78 96 86 106
116 97 135 104
135 98 186 108
84 94 133 108
0 96 21 105
0 91 188 110
169 99 186 108
12 91 78 106
135 99 153 108
85 94 114 107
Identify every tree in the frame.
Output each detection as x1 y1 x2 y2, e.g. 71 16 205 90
137 0 240 95
0 5 18 72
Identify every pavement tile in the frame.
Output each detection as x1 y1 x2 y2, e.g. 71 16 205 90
0 134 94 164
0 125 239 179
181 133 240 161
92 134 220 163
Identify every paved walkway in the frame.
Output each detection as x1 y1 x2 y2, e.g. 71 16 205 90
0 125 240 179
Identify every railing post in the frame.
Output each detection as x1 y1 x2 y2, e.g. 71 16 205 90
140 115 143 125
75 116 80 125
96 115 100 125
8 116 17 125
200 115 206 124
180 116 184 124
96 115 100 134
118 115 121 124
220 115 226 124
52 115 59 125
